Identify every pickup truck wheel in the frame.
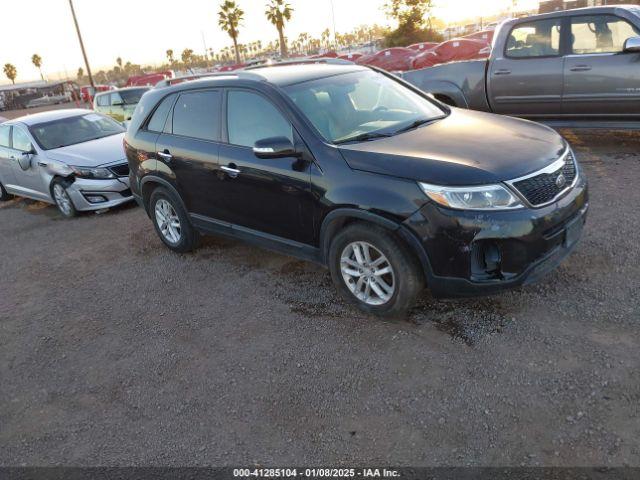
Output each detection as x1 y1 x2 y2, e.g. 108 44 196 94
150 187 199 253
329 223 424 317
0 181 12 201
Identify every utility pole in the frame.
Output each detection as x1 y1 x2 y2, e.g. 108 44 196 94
68 0 94 88
329 0 337 50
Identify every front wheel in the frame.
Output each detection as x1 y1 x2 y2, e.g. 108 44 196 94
329 223 424 317
51 180 77 218
149 187 199 253
0 181 12 201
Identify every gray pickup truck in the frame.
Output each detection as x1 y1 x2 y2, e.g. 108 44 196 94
402 5 640 123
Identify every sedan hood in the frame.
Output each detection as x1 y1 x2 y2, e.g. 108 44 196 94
45 133 126 167
338 109 566 186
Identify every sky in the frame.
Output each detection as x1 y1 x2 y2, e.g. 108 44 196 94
1 0 538 84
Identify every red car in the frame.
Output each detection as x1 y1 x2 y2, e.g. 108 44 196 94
411 38 490 70
337 52 363 61
463 30 495 45
355 47 416 71
126 71 173 87
80 84 112 103
407 42 438 51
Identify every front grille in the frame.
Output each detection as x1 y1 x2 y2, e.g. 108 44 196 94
109 163 130 177
510 151 577 207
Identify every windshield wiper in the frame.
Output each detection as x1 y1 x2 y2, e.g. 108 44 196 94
394 118 437 135
334 132 393 145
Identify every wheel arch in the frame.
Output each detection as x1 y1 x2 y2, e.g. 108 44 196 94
140 175 186 217
319 208 435 284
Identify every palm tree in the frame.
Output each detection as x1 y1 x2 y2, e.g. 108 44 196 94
166 49 175 64
321 28 331 49
116 57 123 68
3 64 17 84
77 67 84 80
218 0 244 64
181 48 194 66
31 54 44 81
265 0 292 58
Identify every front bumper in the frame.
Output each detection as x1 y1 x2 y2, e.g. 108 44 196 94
66 177 133 212
404 172 589 298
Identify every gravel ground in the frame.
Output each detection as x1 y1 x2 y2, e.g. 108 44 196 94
0 129 638 467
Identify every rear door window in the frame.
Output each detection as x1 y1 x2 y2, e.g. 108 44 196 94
0 125 10 147
171 90 221 142
506 18 562 58
96 94 110 107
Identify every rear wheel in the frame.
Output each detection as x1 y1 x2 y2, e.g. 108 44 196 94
329 223 424 317
51 179 77 218
149 187 199 253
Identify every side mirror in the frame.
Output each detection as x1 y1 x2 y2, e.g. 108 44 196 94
623 36 640 53
253 136 298 159
18 150 34 171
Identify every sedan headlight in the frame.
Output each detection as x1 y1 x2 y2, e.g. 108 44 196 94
418 182 523 210
70 166 116 180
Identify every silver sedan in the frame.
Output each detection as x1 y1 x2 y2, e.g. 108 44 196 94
0 109 133 217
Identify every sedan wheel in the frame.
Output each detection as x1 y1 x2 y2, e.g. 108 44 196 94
154 198 182 245
52 182 76 218
340 241 396 306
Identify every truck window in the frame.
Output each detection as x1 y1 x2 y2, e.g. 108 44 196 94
570 15 640 54
96 94 110 107
506 19 561 58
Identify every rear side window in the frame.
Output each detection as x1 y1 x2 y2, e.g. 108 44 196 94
96 94 110 107
227 90 293 148
570 15 640 54
506 18 561 58
171 90 221 142
110 92 123 106
0 125 9 147
147 94 176 133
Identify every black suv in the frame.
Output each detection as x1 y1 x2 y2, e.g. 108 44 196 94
125 63 588 316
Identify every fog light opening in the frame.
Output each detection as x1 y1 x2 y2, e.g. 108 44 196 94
471 241 503 280
84 194 108 204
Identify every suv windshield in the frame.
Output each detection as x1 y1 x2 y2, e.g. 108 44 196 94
283 70 446 144
30 113 125 150
119 88 149 105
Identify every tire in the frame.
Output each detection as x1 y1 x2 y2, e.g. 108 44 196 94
51 179 77 218
149 187 199 253
0 181 12 201
328 222 425 317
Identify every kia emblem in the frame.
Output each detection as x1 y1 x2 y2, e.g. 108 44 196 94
556 173 567 189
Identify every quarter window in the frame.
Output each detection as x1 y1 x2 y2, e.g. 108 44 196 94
506 19 561 58
0 125 10 147
570 15 640 54
147 94 176 133
96 94 110 107
227 91 293 148
110 92 123 106
12 127 32 152
171 90 221 142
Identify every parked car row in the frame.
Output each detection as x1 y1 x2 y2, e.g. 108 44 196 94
1 18 593 316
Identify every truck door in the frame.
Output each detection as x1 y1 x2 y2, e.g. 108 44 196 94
488 17 564 116
563 14 640 116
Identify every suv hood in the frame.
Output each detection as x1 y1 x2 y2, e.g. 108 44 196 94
338 109 566 186
45 132 126 167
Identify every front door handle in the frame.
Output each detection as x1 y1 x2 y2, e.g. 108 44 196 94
570 65 592 72
37 162 48 167
157 150 172 161
220 165 241 178
494 69 511 75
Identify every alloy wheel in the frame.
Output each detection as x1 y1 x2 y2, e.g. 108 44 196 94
155 199 182 244
340 241 395 306
53 184 73 216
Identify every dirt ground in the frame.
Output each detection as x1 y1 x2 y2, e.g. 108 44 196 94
0 128 638 467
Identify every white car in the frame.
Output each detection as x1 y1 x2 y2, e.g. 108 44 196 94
0 109 133 217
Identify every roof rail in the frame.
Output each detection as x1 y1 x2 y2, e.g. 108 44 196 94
245 58 354 70
154 71 264 88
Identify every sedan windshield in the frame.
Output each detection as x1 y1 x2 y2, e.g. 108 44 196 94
283 70 446 144
30 113 125 150
119 88 149 105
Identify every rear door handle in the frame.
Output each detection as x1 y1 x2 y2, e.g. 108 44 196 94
220 165 241 178
494 69 511 75
570 65 592 72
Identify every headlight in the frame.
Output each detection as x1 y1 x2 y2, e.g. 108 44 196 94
418 182 523 210
70 166 116 180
